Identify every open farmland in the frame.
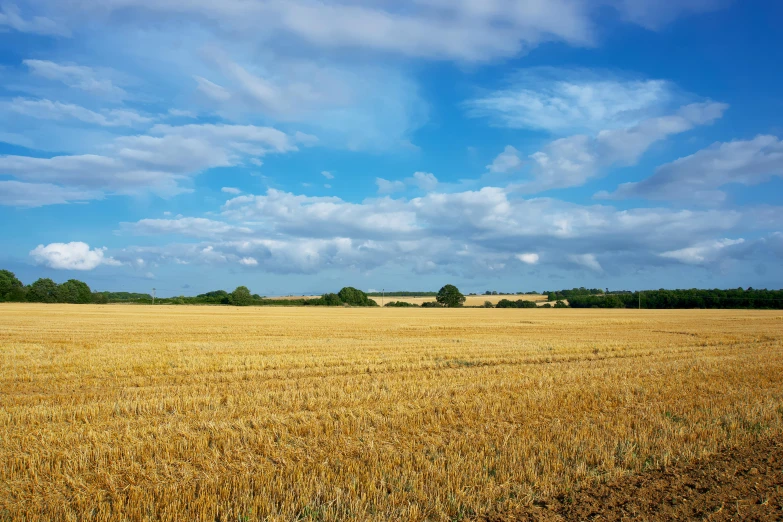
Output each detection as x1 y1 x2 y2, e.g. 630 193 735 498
0 305 782 521
376 294 549 307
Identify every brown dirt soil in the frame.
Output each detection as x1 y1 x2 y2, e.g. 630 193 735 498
482 436 783 521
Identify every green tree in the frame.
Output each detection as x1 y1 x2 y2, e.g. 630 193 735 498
28 278 59 303
56 279 92 304
91 292 109 304
436 284 465 308
554 300 568 308
0 270 25 302
229 286 253 306
337 287 377 306
321 293 343 306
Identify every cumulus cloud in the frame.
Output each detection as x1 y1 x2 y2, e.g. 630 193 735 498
516 253 540 265
604 135 783 203
520 102 728 192
410 172 438 191
30 242 121 270
487 146 523 173
376 178 406 194
239 257 258 266
109 185 781 277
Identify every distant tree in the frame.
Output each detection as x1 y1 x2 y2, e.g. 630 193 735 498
91 292 109 304
337 287 377 306
541 303 552 308
0 270 25 302
56 279 92 304
229 286 253 306
198 290 229 299
554 300 568 308
27 278 59 303
421 301 444 308
483 300 494 308
321 293 343 306
385 301 419 307
436 284 465 308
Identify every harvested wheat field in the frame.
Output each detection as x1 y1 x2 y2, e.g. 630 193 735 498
0 304 782 521
378 295 548 307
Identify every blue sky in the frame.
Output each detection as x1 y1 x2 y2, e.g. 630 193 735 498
1 0 782 296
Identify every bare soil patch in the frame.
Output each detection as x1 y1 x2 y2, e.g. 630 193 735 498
483 435 783 521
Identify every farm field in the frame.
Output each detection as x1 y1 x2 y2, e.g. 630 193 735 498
262 294 548 306
376 294 548 307
0 304 782 521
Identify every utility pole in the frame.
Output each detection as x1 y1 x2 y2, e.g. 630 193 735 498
152 288 156 305
639 291 641 310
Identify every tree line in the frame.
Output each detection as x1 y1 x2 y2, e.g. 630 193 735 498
2 269 781 309
0 270 106 304
568 288 783 309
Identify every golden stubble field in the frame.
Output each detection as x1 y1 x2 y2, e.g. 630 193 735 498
0 304 781 521
264 294 548 306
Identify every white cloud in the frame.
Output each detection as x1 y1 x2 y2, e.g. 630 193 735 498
168 109 197 118
239 257 258 266
23 59 125 98
0 123 310 204
221 187 241 195
7 97 152 127
660 238 745 265
116 184 781 277
613 0 729 29
410 171 438 191
192 52 426 151
321 171 334 180
0 180 101 207
521 102 728 192
516 253 540 265
30 242 121 270
0 3 68 36
568 253 602 272
194 75 231 102
376 177 406 194
605 135 783 203
32 0 727 63
467 69 675 133
120 217 253 239
487 146 523 173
